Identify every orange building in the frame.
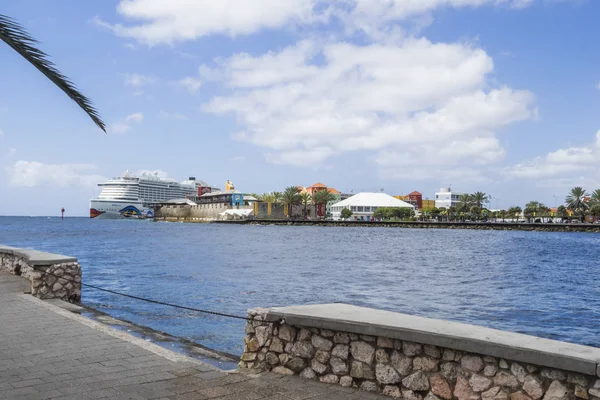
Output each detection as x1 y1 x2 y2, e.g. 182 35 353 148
394 191 423 209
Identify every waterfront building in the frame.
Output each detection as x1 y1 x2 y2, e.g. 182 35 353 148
435 187 462 209
189 190 252 207
299 183 349 217
395 191 424 209
422 199 435 210
330 192 415 221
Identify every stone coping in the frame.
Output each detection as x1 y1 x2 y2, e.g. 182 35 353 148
266 303 600 377
0 244 77 266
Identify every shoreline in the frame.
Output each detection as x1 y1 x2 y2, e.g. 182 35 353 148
152 218 600 232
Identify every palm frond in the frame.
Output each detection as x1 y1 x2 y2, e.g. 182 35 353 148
0 14 105 132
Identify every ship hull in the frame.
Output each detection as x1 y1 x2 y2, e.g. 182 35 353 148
90 200 153 219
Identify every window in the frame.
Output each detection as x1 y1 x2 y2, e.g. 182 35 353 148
351 206 357 211
358 206 364 212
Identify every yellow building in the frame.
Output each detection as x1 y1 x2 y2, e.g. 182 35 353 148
421 200 435 210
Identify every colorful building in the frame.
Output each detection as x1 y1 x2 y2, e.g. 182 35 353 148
394 191 426 209
299 183 350 217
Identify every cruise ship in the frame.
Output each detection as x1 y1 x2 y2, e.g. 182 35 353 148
90 171 220 219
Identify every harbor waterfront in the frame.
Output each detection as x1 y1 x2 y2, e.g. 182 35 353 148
1 216 599 359
2 229 600 399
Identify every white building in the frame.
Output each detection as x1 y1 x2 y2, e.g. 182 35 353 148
435 188 462 209
330 192 415 221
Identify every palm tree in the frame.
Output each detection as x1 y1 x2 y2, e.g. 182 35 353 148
457 194 472 218
272 192 282 202
565 187 589 215
261 193 276 203
498 209 506 222
1 14 105 131
507 206 522 222
470 206 483 221
590 204 600 221
281 186 301 218
556 205 568 221
313 189 337 219
300 192 312 217
589 189 600 206
471 192 489 209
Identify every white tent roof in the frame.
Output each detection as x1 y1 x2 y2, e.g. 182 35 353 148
331 192 414 209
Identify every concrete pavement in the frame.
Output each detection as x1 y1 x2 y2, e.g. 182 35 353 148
0 273 386 399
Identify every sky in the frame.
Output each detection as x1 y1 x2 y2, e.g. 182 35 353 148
1 0 599 216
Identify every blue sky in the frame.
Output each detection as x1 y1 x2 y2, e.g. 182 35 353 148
1 0 599 216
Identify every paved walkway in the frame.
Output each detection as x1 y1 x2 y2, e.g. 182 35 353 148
0 274 385 400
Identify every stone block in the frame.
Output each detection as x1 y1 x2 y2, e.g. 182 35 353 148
332 344 349 360
311 335 333 351
462 355 484 372
378 337 394 349
376 363 401 384
403 371 430 391
430 374 453 400
351 341 375 364
543 381 570 400
329 357 348 376
403 342 423 356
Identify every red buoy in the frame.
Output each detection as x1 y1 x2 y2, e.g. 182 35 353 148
61 208 65 220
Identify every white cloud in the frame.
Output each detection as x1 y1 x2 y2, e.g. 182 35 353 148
178 77 202 93
159 111 188 120
201 38 535 177
125 112 144 123
506 130 600 180
6 148 16 157
596 81 600 90
96 0 321 45
124 73 154 87
96 0 535 45
109 112 144 134
7 161 105 188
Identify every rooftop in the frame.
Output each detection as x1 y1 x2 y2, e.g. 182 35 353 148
332 192 415 209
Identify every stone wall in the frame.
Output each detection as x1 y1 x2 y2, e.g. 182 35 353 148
155 203 253 221
0 245 81 302
215 220 600 233
240 305 600 400
252 203 305 219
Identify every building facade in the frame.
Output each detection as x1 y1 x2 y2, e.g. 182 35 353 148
395 191 423 209
435 188 462 209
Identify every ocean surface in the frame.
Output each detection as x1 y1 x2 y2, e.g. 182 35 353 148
1 216 599 356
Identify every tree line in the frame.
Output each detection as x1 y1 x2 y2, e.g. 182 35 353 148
250 186 338 217
423 187 600 223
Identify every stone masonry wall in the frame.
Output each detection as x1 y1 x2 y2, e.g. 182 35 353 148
240 309 600 400
0 252 81 301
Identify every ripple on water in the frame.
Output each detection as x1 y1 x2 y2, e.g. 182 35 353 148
0 217 599 356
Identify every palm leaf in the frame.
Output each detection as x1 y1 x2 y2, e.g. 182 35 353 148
0 14 105 132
